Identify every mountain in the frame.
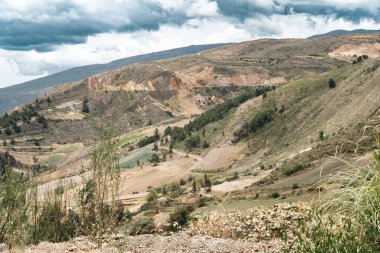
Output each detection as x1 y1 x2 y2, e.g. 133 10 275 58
2 33 380 252
0 43 227 114
309 29 380 39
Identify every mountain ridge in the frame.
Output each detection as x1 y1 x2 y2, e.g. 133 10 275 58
0 43 228 114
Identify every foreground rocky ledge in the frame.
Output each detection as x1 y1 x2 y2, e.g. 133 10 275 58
25 233 280 253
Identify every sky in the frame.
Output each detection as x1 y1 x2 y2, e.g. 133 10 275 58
0 0 380 88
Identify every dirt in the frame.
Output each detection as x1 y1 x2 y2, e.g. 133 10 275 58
212 170 272 193
328 43 380 60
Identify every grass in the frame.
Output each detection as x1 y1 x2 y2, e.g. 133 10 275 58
55 144 80 154
41 154 67 167
285 128 380 252
120 148 154 169
117 132 146 149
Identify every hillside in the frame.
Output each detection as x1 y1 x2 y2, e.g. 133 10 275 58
309 29 380 39
1 34 380 252
0 44 227 114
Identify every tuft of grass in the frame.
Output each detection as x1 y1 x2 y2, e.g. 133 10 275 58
284 127 380 252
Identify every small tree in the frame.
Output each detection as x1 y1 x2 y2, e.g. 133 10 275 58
10 139 15 145
0 170 29 245
192 180 198 193
82 97 90 113
150 153 160 164
203 175 212 192
169 143 173 154
162 185 168 196
153 142 158 151
2 140 6 147
319 130 325 141
5 128 11 136
328 79 336 89
146 189 158 203
78 125 120 238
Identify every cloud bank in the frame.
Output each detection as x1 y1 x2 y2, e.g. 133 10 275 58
1 0 379 87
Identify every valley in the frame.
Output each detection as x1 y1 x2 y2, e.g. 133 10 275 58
1 33 380 252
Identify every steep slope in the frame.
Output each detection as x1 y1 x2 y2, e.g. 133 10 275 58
0 44 227 114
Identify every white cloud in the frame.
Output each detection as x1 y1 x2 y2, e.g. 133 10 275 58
1 0 380 88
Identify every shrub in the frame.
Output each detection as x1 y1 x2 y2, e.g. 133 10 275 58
82 97 90 113
203 175 212 192
168 205 195 231
292 183 300 189
328 79 336 89
150 153 160 164
185 135 201 151
146 189 158 203
179 179 186 186
284 164 308 176
227 172 239 182
271 192 280 198
138 134 160 148
127 217 155 235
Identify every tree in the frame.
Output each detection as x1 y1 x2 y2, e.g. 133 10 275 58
146 189 158 203
10 139 15 145
169 143 173 154
203 175 212 192
13 124 21 133
4 128 11 136
0 169 29 245
150 153 160 164
2 140 6 147
153 142 158 151
319 130 325 141
82 97 90 113
37 116 48 128
162 185 168 196
192 180 198 193
78 125 121 237
328 79 336 89
154 128 160 139
47 97 51 105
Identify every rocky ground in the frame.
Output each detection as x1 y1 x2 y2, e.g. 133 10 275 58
24 233 277 253
22 202 309 253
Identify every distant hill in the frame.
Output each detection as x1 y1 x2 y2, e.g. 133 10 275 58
0 43 227 114
309 29 380 39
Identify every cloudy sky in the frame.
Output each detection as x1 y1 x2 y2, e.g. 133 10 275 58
1 0 380 88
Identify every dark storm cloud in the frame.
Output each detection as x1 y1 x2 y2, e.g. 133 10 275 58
215 0 380 23
0 19 111 51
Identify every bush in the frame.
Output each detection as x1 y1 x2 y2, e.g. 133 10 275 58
150 153 160 164
271 192 280 198
127 217 155 235
82 97 90 113
284 164 308 176
168 205 195 231
328 79 336 89
146 189 158 203
185 135 201 151
138 134 160 148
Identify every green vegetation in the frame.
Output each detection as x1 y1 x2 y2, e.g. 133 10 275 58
285 132 380 252
233 100 277 141
82 97 90 113
328 79 336 89
138 129 160 148
0 103 47 135
166 88 273 150
352 54 369 64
